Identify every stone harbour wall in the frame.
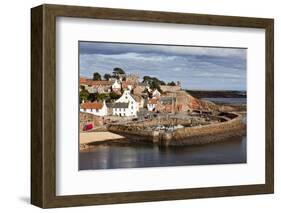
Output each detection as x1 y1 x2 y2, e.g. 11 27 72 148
162 115 246 146
130 118 192 127
107 113 246 146
80 112 104 131
107 124 159 143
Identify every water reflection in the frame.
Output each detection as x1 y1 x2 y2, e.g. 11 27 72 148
79 136 246 170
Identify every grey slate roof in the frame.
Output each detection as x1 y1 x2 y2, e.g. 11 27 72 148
112 102 129 109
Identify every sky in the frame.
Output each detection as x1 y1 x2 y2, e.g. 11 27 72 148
79 41 247 91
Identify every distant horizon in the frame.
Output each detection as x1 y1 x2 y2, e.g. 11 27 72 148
79 41 247 91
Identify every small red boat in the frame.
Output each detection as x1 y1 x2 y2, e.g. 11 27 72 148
83 123 93 131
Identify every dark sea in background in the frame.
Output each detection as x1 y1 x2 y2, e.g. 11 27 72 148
202 97 246 105
79 95 247 170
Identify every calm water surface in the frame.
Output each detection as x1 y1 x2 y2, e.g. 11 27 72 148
79 136 246 170
79 97 247 170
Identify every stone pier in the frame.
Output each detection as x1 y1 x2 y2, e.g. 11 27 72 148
107 112 246 146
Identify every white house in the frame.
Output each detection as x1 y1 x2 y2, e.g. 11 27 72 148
112 102 130 117
152 89 161 99
80 101 108 116
113 90 139 116
112 79 121 92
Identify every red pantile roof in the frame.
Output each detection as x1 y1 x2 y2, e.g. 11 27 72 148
81 102 103 109
122 81 132 89
87 80 111 86
80 77 87 84
80 78 112 86
148 99 158 104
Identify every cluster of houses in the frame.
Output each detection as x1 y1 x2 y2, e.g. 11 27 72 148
80 75 189 118
80 75 141 117
80 77 123 94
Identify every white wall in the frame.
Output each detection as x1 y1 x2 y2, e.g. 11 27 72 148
0 0 279 212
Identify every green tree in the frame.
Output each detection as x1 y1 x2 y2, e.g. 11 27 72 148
167 81 176 86
159 80 166 85
103 73 111 81
142 76 151 83
142 76 165 85
109 92 121 101
79 89 89 103
113 67 125 75
93 72 101 80
150 81 163 93
96 93 109 101
87 93 98 102
142 76 163 93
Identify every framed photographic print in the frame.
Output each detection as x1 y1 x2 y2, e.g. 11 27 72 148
31 4 274 208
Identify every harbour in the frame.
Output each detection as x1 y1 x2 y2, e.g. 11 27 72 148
79 96 247 170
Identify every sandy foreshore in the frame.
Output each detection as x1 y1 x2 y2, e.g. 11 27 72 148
80 131 125 145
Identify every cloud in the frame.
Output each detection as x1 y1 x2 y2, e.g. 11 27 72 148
80 42 246 59
79 42 247 90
